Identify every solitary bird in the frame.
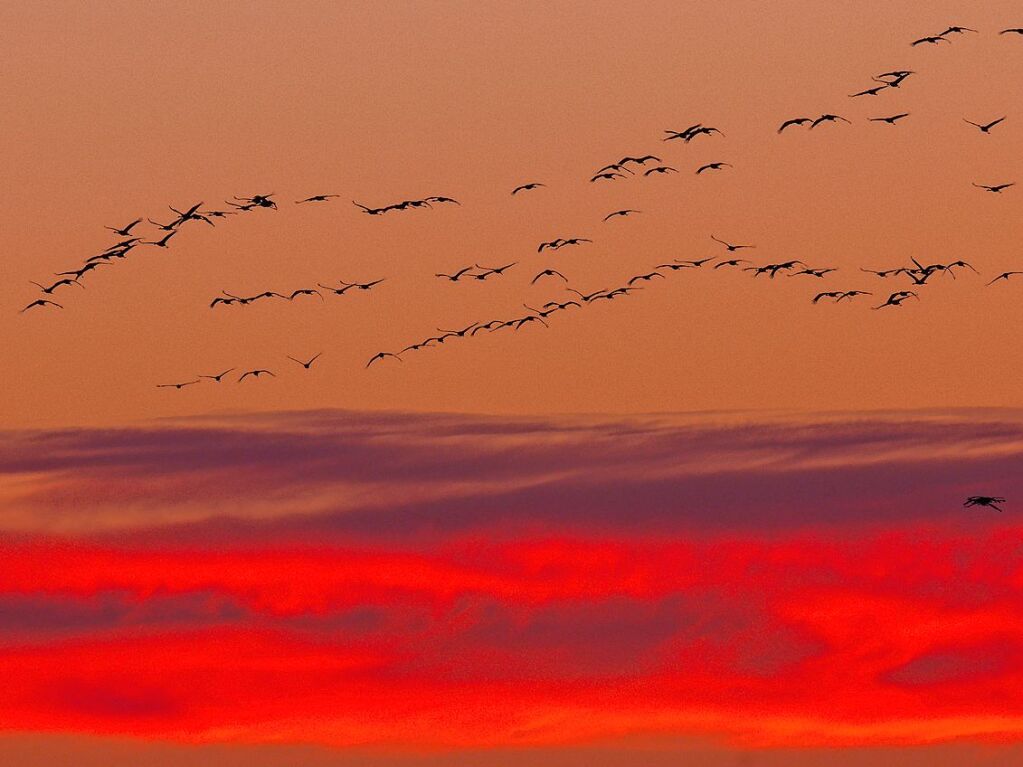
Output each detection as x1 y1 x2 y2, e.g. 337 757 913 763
511 182 545 195
973 182 1015 193
964 117 1006 134
696 162 732 174
964 495 1005 512
287 353 322 369
296 194 339 204
157 380 199 389
239 369 276 381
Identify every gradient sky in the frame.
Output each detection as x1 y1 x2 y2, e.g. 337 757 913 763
3 1 1023 764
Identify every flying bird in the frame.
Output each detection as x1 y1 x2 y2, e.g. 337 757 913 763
105 218 142 236
711 235 754 252
366 352 402 368
424 196 460 205
790 267 837 278
643 166 678 176
696 162 732 174
144 231 177 248
964 495 1005 512
714 258 751 269
940 26 978 35
157 380 199 389
287 353 322 369
973 182 1015 193
296 194 339 204
911 35 950 46
627 271 665 285
986 271 1023 285
869 113 910 124
590 171 626 182
238 369 276 381
849 85 889 97
511 183 545 195
811 114 851 128
603 209 640 221
352 201 389 215
873 291 919 309
964 117 1006 133
618 155 661 165
435 266 477 282
1000 28 1023 35
778 117 813 133
199 369 235 382
30 278 81 294
287 288 324 300
531 269 568 284
20 299 63 313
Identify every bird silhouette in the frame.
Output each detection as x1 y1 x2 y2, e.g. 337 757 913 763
964 117 1006 134
627 271 665 285
964 495 1005 512
566 288 608 302
643 166 678 176
812 291 845 304
987 271 1023 285
940 26 977 35
20 299 63 313
555 238 592 249
435 266 477 282
30 278 82 294
1000 28 1023 35
714 258 751 269
778 117 813 133
366 352 402 367
590 172 626 182
511 183 545 195
790 267 837 278
157 380 199 389
199 369 235 382
424 196 460 205
869 113 910 125
287 288 324 301
911 35 950 46
353 201 389 215
538 239 566 252
296 194 339 204
105 219 142 236
603 209 640 221
618 155 661 165
849 85 889 97
973 182 1015 193
594 163 634 175
474 262 516 278
144 231 177 248
873 291 919 309
811 114 851 128
287 353 322 369
696 162 732 174
531 269 568 284
239 369 276 381
711 235 754 251
56 262 109 279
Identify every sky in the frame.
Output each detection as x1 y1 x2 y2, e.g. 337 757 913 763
2 0 1023 764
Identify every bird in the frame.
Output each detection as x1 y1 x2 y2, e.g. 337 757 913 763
643 166 678 176
869 113 910 125
341 278 386 291
566 288 608 302
511 315 549 330
169 203 213 226
964 496 1005 512
538 239 566 252
663 125 703 141
352 201 389 215
30 278 81 294
157 380 199 389
681 126 724 142
435 322 480 338
944 260 979 276
590 172 626 182
287 353 322 369
56 262 109 279
209 296 239 308
199 369 235 382
296 194 339 204
940 26 978 35
366 352 402 367
20 299 63 313
474 262 516 278
860 267 907 278
627 271 665 285
849 85 889 97
973 183 1015 193
790 267 837 278
105 218 142 236
511 183 545 195
873 291 919 309
696 162 732 174
618 155 661 165
812 291 845 304
424 196 460 205
778 117 813 133
986 271 1023 285
711 235 754 251
435 266 477 282
673 257 715 268
714 258 751 269
1000 28 1023 35
238 369 276 381
837 290 872 301
911 35 950 46
594 163 634 175
531 269 568 284
287 288 323 301
603 209 640 221
964 117 1006 134
554 238 592 249
144 231 176 248
811 114 851 128
148 218 179 232
234 194 277 210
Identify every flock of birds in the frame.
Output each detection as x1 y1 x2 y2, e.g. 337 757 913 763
16 20 1018 510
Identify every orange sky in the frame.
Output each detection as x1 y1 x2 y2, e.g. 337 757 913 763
2 0 1022 428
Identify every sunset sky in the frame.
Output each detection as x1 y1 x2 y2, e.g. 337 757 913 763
2 1 1023 764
